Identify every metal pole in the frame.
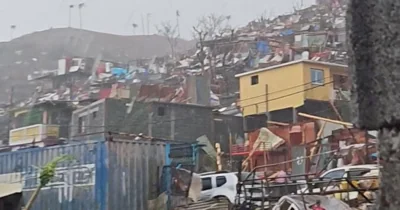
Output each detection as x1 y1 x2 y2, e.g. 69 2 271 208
228 127 233 170
176 10 180 37
146 13 151 35
141 14 145 35
6 86 14 145
79 8 82 29
69 5 74 27
78 3 84 29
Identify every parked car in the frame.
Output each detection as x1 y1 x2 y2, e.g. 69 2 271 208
318 164 379 180
298 164 379 194
198 171 268 208
198 171 238 203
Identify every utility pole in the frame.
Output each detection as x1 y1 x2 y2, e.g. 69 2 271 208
69 5 74 27
10 25 16 40
216 143 222 171
176 10 180 37
347 0 400 209
9 86 14 107
146 13 151 35
132 23 138 35
141 14 145 35
6 86 14 145
78 3 85 29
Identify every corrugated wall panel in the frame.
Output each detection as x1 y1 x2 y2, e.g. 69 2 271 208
106 140 166 210
0 141 107 210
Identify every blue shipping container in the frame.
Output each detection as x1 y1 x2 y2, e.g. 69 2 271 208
0 140 167 210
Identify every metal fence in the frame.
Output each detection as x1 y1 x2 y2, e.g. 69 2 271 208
164 143 199 210
167 144 198 169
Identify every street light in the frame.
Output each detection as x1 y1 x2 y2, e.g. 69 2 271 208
10 25 16 40
69 5 74 27
78 3 85 29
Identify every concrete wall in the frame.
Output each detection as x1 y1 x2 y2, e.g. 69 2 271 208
238 61 348 117
70 99 106 141
72 98 215 143
149 102 213 141
238 62 305 116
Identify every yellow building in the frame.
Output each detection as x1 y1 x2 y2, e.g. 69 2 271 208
236 60 348 117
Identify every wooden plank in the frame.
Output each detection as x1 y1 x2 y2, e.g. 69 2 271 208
298 113 353 127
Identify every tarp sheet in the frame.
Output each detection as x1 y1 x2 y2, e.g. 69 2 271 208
252 127 285 151
196 135 217 159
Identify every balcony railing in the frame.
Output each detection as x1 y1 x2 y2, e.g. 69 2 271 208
9 124 60 147
231 144 251 154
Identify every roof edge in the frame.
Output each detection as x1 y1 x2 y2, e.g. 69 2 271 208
235 59 348 78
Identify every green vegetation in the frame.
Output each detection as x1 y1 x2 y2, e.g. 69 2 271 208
24 155 74 210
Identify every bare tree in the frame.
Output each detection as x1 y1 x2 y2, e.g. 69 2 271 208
194 14 232 40
292 0 304 12
192 27 208 72
192 14 234 77
156 21 179 62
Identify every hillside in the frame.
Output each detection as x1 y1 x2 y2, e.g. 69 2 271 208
0 28 195 101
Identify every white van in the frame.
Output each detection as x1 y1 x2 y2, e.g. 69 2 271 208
198 171 268 207
198 172 238 203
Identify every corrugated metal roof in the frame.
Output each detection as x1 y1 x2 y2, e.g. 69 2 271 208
175 199 230 210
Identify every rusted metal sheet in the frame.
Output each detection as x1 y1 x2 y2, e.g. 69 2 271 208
174 199 230 210
332 128 367 144
291 145 307 180
268 122 316 145
254 151 289 172
107 140 166 210
136 84 187 103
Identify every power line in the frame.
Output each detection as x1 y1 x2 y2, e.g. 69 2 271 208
6 80 349 141
7 115 212 139
238 76 337 103
6 100 353 142
274 99 351 123
9 79 344 135
240 80 335 109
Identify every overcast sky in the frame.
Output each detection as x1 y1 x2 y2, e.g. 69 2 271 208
0 0 314 42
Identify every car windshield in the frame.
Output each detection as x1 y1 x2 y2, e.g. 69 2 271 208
321 169 345 180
